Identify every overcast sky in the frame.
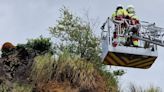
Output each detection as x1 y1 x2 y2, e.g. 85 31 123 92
0 0 164 91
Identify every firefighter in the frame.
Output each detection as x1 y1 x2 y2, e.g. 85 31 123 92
126 5 140 47
112 4 128 20
127 5 139 21
112 4 128 47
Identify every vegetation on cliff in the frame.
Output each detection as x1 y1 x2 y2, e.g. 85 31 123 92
0 7 162 92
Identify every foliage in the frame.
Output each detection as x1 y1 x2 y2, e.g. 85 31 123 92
12 82 33 92
0 81 9 92
100 69 119 92
127 83 162 92
26 36 53 54
54 51 100 90
128 83 144 92
0 7 162 92
30 51 117 92
113 69 126 76
30 53 54 83
146 86 162 92
16 44 27 50
49 7 123 91
49 7 101 62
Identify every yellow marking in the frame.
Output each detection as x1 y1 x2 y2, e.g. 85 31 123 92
103 60 109 65
143 66 151 69
121 56 130 63
130 58 143 63
106 56 118 65
127 58 155 67
136 60 155 68
110 53 126 65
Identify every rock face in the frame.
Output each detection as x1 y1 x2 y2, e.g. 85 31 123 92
0 44 109 92
0 48 33 80
0 45 36 92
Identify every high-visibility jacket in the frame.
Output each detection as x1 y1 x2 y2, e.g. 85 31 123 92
112 9 128 20
128 13 139 46
111 9 128 47
128 13 139 20
132 38 138 46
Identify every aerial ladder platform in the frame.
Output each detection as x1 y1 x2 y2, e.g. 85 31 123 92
101 17 164 69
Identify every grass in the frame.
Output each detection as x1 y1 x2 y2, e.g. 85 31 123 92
0 82 33 92
127 83 162 92
30 51 112 91
100 70 119 92
0 82 9 92
12 82 33 92
1 51 162 92
30 53 54 83
146 85 162 92
31 51 164 92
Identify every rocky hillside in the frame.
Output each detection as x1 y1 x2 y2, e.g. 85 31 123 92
0 43 117 92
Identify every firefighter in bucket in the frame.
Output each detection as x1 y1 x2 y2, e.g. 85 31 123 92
111 4 128 47
125 5 140 47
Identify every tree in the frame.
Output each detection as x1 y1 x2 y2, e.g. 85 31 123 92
49 7 101 62
49 7 125 91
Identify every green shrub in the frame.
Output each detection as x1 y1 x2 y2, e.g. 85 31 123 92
26 36 53 54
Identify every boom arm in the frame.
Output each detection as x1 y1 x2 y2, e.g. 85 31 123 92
134 21 164 47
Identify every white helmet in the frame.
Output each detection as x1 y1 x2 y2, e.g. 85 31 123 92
127 5 135 13
117 4 123 8
127 5 134 9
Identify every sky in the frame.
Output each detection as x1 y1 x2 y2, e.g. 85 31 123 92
0 0 164 91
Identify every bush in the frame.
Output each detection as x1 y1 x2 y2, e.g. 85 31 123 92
26 36 53 54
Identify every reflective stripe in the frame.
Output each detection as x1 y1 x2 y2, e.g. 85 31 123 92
116 9 128 16
118 37 126 43
112 9 128 19
128 13 139 20
103 52 156 69
133 40 138 46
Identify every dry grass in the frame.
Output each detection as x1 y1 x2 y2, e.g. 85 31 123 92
128 83 144 92
54 51 111 91
146 85 162 92
127 83 162 92
30 53 54 83
36 81 79 92
30 52 109 92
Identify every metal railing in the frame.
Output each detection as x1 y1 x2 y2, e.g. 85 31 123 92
101 17 164 49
